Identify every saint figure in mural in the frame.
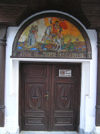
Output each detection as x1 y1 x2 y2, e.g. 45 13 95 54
27 25 38 46
50 19 62 36
42 18 65 50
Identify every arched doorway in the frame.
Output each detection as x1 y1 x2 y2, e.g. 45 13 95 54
11 12 92 132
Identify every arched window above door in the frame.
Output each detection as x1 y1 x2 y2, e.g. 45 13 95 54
12 13 92 59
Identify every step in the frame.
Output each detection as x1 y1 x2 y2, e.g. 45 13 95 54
20 131 78 134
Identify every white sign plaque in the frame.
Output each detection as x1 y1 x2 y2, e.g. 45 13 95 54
59 69 71 77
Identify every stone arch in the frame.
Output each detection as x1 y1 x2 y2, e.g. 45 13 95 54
12 12 92 59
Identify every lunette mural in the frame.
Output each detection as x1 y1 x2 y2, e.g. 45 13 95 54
12 17 91 58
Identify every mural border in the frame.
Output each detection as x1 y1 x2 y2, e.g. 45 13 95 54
11 12 92 59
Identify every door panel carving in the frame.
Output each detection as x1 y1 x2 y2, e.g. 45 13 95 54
25 117 44 124
55 83 74 110
25 83 45 111
25 67 46 77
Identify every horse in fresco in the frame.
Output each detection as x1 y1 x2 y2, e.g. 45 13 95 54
42 25 64 50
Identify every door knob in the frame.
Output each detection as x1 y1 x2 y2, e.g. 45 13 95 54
44 92 49 100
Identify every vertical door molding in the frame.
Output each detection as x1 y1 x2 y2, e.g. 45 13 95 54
96 28 100 126
0 25 7 126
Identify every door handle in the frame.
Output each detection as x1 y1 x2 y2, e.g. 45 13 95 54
44 92 49 100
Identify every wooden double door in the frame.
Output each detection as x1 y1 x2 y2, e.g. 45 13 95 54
20 63 81 131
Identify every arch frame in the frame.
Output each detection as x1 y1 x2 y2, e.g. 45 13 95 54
11 12 92 59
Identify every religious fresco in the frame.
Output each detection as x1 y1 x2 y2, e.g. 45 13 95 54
12 17 92 58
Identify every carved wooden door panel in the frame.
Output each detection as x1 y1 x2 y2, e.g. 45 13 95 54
20 63 81 131
50 64 81 131
20 64 51 130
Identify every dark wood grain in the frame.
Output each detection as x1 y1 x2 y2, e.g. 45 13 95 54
0 0 100 28
50 64 81 131
0 25 7 127
19 63 81 131
96 28 100 126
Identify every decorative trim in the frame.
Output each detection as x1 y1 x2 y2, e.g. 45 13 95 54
96 105 100 109
0 39 6 46
0 105 5 114
0 105 5 109
97 41 100 47
0 25 7 46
